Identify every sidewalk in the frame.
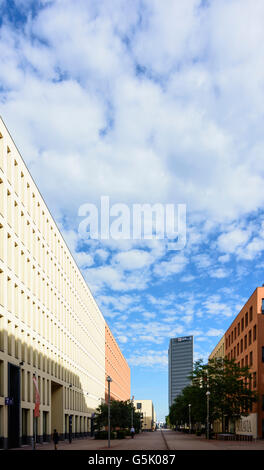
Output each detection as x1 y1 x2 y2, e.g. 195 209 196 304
12 430 264 451
163 430 264 450
13 431 167 451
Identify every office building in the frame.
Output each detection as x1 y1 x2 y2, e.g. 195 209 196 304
168 336 193 408
134 399 156 431
209 335 225 361
0 117 130 448
223 286 264 438
105 323 130 401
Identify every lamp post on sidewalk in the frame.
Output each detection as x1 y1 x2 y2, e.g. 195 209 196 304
131 395 134 428
205 368 210 439
206 391 210 439
188 404 191 433
106 376 112 448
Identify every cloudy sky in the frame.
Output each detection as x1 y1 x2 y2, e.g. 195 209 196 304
1 0 264 421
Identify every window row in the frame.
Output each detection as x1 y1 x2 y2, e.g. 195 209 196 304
226 317 255 349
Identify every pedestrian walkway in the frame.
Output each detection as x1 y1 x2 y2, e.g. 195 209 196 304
13 431 167 451
162 430 264 450
12 430 264 451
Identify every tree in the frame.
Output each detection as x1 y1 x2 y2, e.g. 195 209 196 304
94 399 141 432
169 358 257 432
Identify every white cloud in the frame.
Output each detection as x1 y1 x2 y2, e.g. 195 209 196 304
218 254 230 263
113 249 154 270
206 328 224 337
209 267 230 279
142 312 156 319
193 254 212 269
84 264 151 292
203 298 234 318
180 274 195 282
154 254 187 278
74 251 94 268
217 228 251 254
117 335 128 344
127 350 168 368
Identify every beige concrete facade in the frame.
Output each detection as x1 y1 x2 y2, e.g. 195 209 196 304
0 117 106 448
134 399 156 431
208 335 225 361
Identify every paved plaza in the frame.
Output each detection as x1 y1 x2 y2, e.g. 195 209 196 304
12 429 264 451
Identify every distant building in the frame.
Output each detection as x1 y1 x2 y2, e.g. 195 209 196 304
168 336 193 409
134 399 156 431
209 335 225 361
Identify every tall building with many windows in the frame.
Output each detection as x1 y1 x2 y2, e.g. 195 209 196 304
0 117 130 449
105 323 130 401
168 336 193 409
222 286 264 439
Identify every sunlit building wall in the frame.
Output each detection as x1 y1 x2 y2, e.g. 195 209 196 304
105 323 130 402
0 117 106 449
134 399 156 431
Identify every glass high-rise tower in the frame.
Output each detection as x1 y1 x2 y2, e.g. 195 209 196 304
168 336 193 409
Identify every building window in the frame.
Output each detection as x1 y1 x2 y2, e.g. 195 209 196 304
238 322 240 336
250 351 253 366
249 330 252 345
245 312 248 327
231 331 233 343
262 347 264 363
245 355 248 366
253 372 257 388
240 339 243 353
262 299 264 314
241 318 244 331
234 327 237 340
244 335 247 349
253 325 257 341
237 343 239 356
249 306 253 322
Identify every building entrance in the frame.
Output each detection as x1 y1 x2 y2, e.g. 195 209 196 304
8 363 20 448
22 408 29 445
51 381 63 437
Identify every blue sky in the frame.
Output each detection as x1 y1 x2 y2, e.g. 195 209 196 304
1 0 264 421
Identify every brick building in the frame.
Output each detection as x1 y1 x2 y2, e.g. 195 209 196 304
210 286 264 438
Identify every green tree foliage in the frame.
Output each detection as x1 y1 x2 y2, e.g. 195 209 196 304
94 399 141 432
169 358 257 430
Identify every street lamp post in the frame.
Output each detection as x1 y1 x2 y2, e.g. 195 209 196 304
188 404 191 433
206 391 210 439
131 395 134 428
106 376 112 448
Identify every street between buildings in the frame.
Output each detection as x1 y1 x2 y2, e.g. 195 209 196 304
12 429 264 451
